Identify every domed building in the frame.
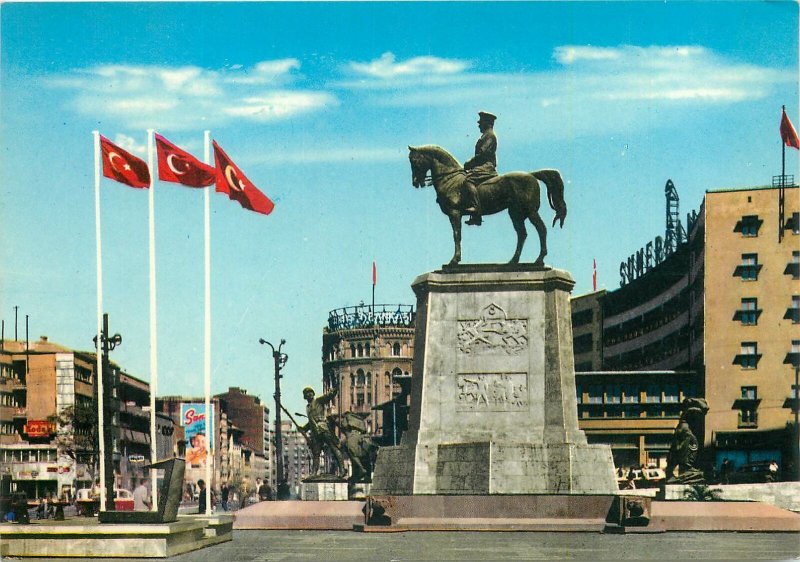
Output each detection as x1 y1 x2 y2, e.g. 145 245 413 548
321 303 414 442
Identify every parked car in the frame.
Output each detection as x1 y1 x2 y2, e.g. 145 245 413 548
640 467 666 487
729 461 773 484
75 487 134 514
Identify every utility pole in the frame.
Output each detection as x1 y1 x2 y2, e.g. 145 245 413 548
259 338 289 500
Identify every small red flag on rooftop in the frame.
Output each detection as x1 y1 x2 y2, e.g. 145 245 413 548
99 135 150 188
781 107 800 149
592 258 597 291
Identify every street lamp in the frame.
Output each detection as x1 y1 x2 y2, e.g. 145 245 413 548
259 338 290 500
93 313 121 511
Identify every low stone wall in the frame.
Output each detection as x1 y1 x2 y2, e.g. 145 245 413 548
665 482 800 512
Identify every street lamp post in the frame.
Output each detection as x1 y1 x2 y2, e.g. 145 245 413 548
259 338 290 500
93 313 121 511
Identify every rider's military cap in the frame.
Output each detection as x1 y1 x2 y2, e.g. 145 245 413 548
478 111 497 122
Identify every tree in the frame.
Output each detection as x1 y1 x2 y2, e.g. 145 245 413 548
48 403 99 480
682 484 722 501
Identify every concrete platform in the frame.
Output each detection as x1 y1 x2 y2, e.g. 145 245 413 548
650 500 800 532
0 514 233 558
233 500 365 530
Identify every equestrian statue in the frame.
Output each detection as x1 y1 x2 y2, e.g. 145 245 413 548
408 127 567 266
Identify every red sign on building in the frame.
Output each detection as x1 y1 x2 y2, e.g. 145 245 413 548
24 420 54 438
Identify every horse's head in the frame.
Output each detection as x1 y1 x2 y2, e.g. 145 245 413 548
408 146 431 188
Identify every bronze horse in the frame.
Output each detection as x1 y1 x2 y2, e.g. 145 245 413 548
409 145 567 266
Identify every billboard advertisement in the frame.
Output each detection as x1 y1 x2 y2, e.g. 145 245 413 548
180 403 214 467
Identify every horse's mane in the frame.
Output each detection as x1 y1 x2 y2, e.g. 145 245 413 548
412 145 461 168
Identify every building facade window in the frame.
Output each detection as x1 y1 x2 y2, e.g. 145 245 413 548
741 386 757 400
587 385 603 404
623 385 639 404
735 215 762 237
735 297 760 325
663 384 679 403
739 407 758 427
734 253 761 280
645 384 661 403
606 384 621 404
787 212 800 235
786 251 800 280
734 342 761 369
786 296 800 324
392 342 401 356
786 340 800 368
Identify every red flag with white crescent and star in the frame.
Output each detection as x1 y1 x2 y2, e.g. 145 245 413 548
155 133 215 187
212 141 274 215
99 135 150 188
781 108 800 149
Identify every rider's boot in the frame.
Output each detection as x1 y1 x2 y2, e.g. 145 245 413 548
464 180 482 226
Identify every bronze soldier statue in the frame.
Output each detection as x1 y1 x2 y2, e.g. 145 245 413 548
463 111 499 226
665 398 710 484
301 384 347 479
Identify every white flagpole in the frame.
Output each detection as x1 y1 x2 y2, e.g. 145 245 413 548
147 129 159 512
93 131 106 511
204 130 212 515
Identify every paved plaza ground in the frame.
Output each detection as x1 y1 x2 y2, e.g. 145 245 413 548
10 529 800 561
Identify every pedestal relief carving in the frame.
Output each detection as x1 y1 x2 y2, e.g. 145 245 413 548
457 303 528 356
456 373 527 411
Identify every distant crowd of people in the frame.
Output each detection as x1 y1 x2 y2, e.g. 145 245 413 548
189 477 272 514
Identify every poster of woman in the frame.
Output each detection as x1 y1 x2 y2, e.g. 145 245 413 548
181 403 214 468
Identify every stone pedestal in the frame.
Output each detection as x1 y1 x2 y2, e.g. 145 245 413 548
300 481 349 501
371 266 617 495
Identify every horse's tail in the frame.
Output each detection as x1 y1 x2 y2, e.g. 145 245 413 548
532 169 567 228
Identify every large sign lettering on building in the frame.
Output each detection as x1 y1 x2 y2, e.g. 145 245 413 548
619 210 698 287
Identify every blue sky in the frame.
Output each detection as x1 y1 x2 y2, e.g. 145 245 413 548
1 1 798 417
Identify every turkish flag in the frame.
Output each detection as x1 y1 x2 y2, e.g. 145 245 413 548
373 261 377 286
99 135 150 188
212 141 274 215
781 108 800 149
155 133 215 187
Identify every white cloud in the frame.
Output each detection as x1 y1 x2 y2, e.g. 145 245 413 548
224 59 302 85
338 45 792 140
113 133 146 156
348 52 470 80
222 91 338 120
50 60 333 130
554 46 621 64
250 146 402 164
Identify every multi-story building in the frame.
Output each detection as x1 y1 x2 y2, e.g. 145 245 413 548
571 290 605 372
269 419 312 499
0 337 96 499
704 185 799 470
321 303 415 438
0 336 168 499
214 387 270 485
572 183 799 474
